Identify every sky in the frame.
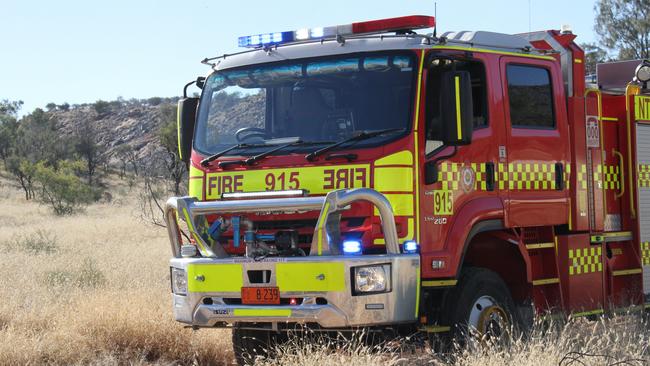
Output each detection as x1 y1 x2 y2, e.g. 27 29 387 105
1 0 599 115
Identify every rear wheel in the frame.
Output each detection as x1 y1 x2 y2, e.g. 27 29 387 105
232 325 279 365
442 267 519 343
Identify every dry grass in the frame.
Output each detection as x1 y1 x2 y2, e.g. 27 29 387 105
0 170 648 365
0 173 233 365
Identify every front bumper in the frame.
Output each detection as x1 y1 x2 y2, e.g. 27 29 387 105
171 254 420 328
166 188 420 329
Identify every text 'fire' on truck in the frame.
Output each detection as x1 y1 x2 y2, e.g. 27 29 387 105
164 15 650 364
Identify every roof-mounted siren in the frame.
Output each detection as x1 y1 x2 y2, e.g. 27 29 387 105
518 28 585 97
237 15 436 48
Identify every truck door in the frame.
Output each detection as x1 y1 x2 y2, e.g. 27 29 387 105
499 58 569 227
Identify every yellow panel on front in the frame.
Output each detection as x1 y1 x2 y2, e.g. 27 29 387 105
187 264 243 292
205 164 370 199
189 178 203 200
189 165 204 178
374 167 413 192
373 193 414 216
374 150 413 166
233 309 291 317
276 262 346 292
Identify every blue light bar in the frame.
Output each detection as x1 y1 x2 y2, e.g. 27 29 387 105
343 240 362 255
238 31 294 48
403 240 418 254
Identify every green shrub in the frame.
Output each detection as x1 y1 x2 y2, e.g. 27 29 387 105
33 160 94 215
93 100 110 115
44 258 106 289
3 230 58 254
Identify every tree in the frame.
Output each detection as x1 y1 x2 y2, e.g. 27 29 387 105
93 100 111 116
32 160 94 215
58 103 70 111
581 43 609 75
0 100 22 165
73 120 106 185
6 108 70 199
6 156 36 200
595 0 650 60
46 103 57 111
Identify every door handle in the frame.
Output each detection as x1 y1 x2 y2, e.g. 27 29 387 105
612 149 625 199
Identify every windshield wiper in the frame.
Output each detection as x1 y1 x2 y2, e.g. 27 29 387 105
218 140 303 169
200 143 263 167
304 128 404 162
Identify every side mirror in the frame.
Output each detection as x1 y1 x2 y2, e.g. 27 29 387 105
440 71 473 146
177 97 199 164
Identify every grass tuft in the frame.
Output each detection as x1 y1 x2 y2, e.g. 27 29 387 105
3 229 59 254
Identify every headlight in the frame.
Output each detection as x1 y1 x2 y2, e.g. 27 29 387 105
354 265 390 294
635 60 650 83
171 267 187 296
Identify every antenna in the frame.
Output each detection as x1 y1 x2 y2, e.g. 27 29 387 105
528 0 532 33
433 2 437 38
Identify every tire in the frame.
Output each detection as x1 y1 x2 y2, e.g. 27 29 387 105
232 324 276 366
441 267 519 344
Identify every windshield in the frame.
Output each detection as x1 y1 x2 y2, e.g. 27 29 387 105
194 52 415 156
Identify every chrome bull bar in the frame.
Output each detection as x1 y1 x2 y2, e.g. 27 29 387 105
165 188 400 258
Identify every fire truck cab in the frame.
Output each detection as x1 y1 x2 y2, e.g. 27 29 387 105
167 15 650 363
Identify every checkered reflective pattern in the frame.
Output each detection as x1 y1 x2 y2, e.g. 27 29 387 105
506 162 557 190
438 163 489 191
638 164 650 188
568 247 603 275
599 164 620 191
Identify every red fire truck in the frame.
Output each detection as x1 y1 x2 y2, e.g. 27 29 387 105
166 15 650 363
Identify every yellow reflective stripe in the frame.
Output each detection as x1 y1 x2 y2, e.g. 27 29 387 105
415 265 421 318
233 309 291 317
182 208 208 254
612 268 642 276
526 242 555 250
455 76 462 140
373 194 414 216
431 45 556 61
574 58 583 64
421 279 457 287
532 278 559 286
317 201 330 255
375 150 413 166
276 262 345 292
176 103 183 160
186 263 243 292
420 325 451 333
602 116 618 122
374 167 413 192
413 52 425 243
572 309 604 317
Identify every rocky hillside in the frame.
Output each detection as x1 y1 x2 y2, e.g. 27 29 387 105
48 98 179 165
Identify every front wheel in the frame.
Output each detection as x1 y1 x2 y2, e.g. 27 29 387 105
442 267 519 343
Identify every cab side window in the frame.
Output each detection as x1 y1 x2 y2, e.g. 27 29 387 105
425 58 488 154
506 65 555 128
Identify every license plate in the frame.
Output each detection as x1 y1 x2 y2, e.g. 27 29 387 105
241 287 280 305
